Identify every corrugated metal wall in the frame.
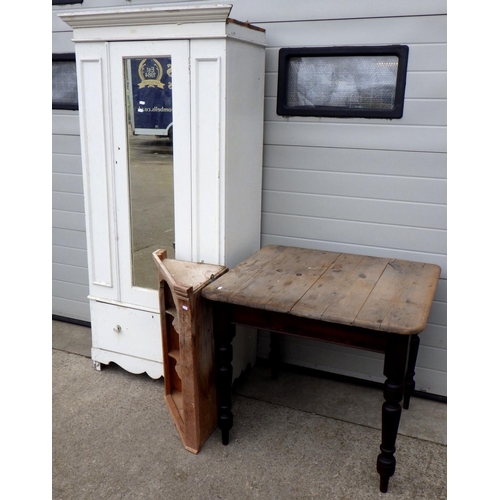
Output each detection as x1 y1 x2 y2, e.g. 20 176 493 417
52 1 95 323
52 110 90 322
230 0 447 396
52 0 446 395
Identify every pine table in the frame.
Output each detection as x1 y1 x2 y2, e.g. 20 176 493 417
202 245 441 493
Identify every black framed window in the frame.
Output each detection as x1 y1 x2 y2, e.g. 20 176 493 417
277 45 409 119
52 1 83 5
52 54 78 110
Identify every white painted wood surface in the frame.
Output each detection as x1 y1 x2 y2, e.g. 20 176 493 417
109 39 192 311
90 300 163 379
189 39 224 266
78 49 117 294
60 5 266 379
224 38 266 269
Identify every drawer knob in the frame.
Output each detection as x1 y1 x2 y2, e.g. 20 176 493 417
113 325 122 333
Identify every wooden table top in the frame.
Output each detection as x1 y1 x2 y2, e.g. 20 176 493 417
202 245 441 335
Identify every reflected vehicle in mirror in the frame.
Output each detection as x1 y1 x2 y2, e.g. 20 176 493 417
125 56 176 290
126 57 174 139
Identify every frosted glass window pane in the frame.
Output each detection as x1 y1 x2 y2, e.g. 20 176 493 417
286 55 399 110
52 60 78 108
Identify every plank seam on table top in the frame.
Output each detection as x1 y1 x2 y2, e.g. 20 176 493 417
286 250 342 315
364 259 414 333
345 256 391 330
264 246 344 313
357 259 438 334
234 245 288 304
252 247 387 330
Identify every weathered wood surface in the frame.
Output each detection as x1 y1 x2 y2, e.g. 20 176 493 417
153 249 228 454
154 249 228 294
202 245 440 335
203 245 441 492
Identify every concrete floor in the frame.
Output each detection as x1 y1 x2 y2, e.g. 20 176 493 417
53 320 446 499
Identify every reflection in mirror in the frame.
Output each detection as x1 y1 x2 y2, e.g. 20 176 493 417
124 57 175 289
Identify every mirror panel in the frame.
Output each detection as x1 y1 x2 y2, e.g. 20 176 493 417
124 57 175 289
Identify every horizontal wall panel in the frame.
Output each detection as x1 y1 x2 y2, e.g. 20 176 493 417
52 31 76 54
53 135 81 155
433 279 446 303
53 228 87 250
272 335 381 363
418 345 447 372
52 153 83 175
262 191 446 229
426 300 447 327
53 172 84 194
263 168 446 204
53 263 89 286
53 245 88 268
279 336 384 380
53 0 447 29
229 0 447 23
260 15 446 47
264 145 446 178
53 11 74 33
264 121 446 153
265 71 447 100
52 209 86 232
262 213 446 254
52 111 87 322
278 337 447 376
412 367 446 396
261 234 447 278
256 332 446 396
405 72 447 99
419 324 447 350
52 111 80 135
52 280 89 303
52 297 90 323
52 191 85 213
264 97 447 127
407 44 447 71
265 44 446 73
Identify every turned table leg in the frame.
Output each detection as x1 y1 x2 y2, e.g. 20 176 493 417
269 332 281 379
377 333 410 493
214 304 236 445
403 334 420 410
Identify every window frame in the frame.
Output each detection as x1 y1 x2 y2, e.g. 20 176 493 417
276 45 409 119
52 0 83 5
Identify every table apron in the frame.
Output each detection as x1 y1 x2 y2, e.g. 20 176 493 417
215 303 389 354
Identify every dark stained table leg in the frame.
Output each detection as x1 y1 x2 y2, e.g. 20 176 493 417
269 332 281 379
403 334 420 410
377 333 410 493
214 303 236 445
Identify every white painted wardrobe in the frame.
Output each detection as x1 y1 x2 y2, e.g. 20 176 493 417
60 4 266 378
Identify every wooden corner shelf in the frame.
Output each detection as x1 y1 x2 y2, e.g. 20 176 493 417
153 249 227 454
